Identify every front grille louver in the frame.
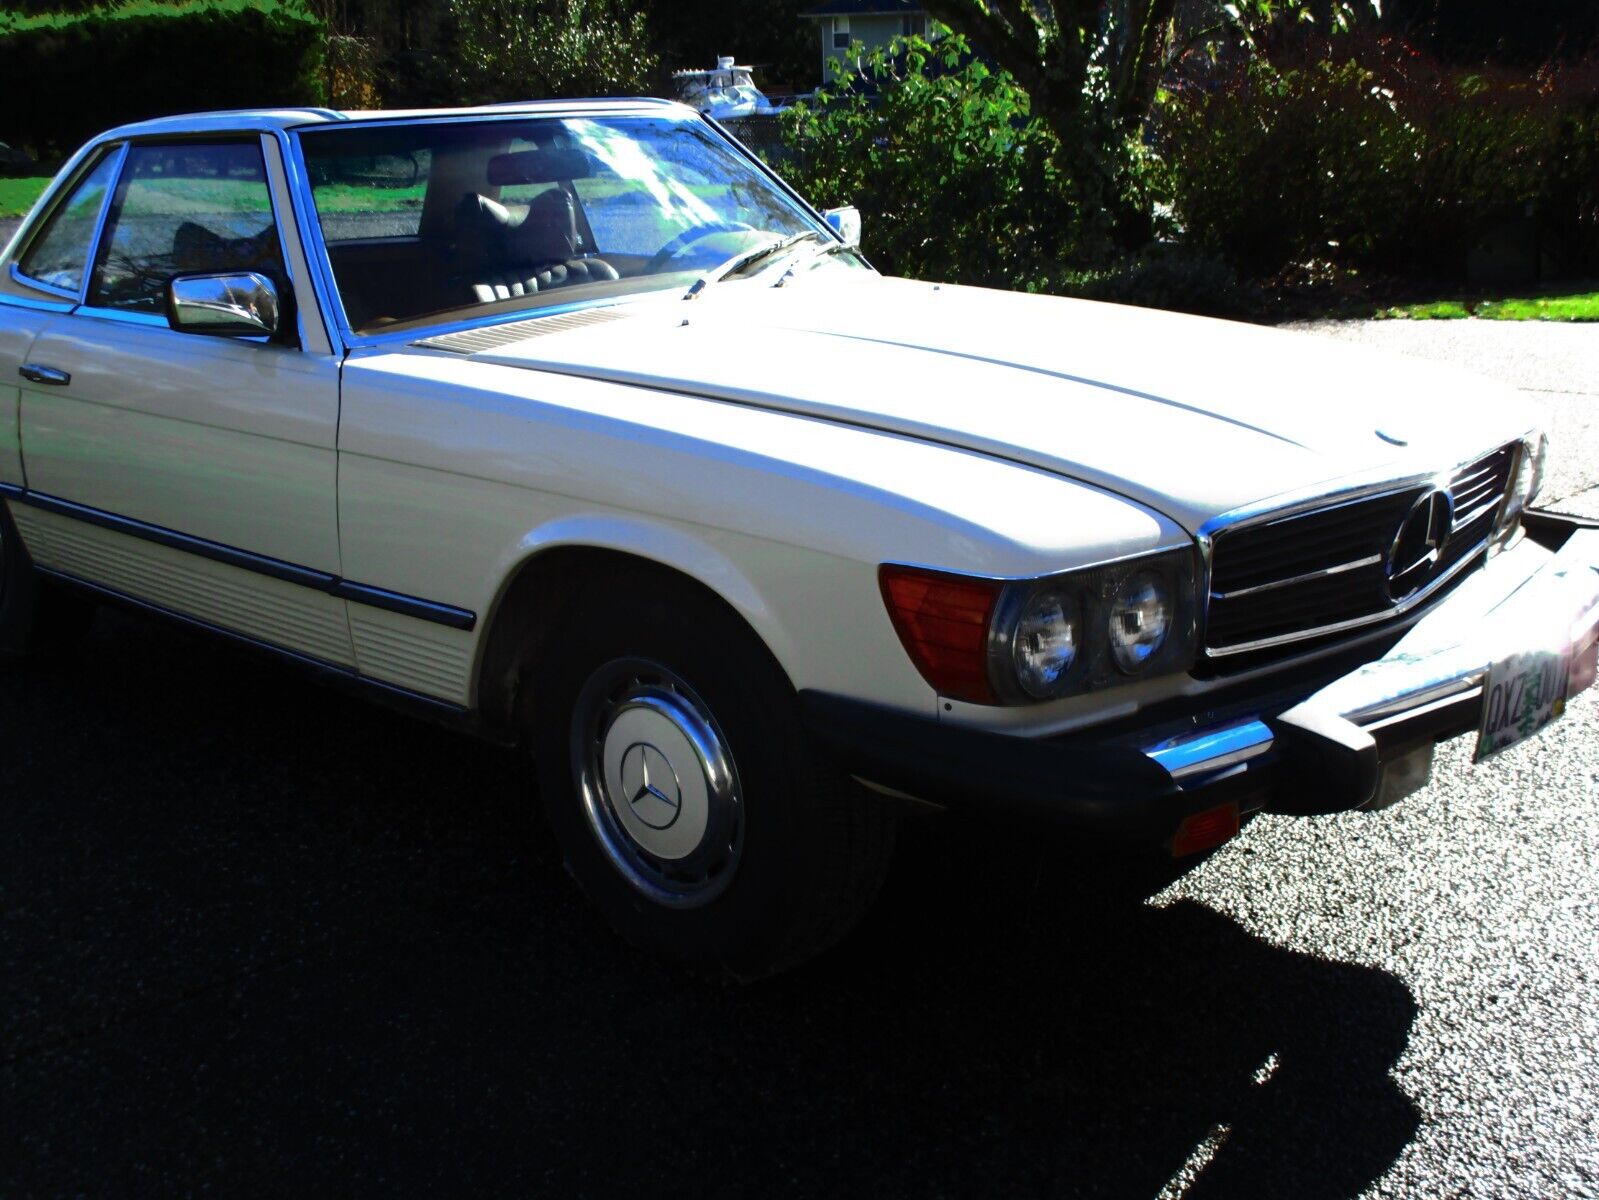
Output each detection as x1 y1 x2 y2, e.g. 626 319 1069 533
1201 443 1517 670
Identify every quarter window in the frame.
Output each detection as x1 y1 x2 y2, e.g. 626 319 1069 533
88 141 285 314
15 151 120 296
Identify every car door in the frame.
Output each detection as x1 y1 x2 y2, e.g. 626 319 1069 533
11 135 353 667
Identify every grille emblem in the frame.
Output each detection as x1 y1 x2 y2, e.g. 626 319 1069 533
1386 488 1454 602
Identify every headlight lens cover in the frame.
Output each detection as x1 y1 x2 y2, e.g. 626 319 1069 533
882 550 1198 706
1010 588 1078 698
1108 570 1172 673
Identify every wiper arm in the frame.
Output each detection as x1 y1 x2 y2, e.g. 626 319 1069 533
772 238 852 287
682 230 825 300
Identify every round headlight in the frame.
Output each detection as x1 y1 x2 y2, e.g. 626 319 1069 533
1010 588 1078 698
1109 570 1171 673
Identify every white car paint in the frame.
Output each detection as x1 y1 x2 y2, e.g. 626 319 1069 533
0 102 1536 737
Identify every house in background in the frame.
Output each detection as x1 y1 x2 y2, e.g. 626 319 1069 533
799 0 931 83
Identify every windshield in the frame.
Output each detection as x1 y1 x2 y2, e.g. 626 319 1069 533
298 114 832 333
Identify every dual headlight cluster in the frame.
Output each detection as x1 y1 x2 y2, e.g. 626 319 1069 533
880 549 1200 706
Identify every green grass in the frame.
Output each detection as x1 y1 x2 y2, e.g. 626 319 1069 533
0 177 52 218
1377 291 1599 321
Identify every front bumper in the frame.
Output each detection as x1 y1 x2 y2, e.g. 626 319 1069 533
800 511 1599 850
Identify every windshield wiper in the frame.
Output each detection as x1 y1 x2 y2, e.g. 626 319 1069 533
772 238 852 287
682 230 825 300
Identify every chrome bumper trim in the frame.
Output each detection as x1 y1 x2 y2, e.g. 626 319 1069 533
1143 528 1599 793
1288 528 1599 734
1144 719 1274 781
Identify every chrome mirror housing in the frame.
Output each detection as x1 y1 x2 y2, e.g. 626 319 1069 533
167 272 280 338
823 205 862 249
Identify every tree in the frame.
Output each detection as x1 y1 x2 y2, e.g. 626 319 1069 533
916 0 1380 252
450 0 656 103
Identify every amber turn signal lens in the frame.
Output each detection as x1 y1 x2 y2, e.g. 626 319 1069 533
1170 802 1241 858
879 565 1002 704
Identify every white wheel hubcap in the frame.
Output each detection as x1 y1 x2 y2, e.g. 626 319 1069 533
572 660 744 908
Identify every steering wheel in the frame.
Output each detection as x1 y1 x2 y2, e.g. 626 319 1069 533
642 221 757 275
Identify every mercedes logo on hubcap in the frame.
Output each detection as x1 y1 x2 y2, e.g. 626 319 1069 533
1387 487 1454 602
618 742 683 830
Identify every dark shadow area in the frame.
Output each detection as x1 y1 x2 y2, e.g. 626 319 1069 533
1 611 1420 1197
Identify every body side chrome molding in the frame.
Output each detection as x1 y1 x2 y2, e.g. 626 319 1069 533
3 487 476 630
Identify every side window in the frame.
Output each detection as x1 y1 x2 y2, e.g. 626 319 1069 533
16 150 121 295
89 141 285 314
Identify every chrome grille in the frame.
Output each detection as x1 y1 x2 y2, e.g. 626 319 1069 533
1203 444 1516 664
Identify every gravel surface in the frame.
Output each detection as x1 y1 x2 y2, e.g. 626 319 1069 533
1 317 1597 1197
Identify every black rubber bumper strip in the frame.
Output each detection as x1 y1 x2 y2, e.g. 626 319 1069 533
796 690 1280 841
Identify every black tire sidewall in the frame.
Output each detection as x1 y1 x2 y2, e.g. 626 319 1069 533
532 581 827 975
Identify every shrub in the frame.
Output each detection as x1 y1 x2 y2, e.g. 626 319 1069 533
1057 245 1258 317
1160 37 1599 281
1160 54 1421 276
448 0 655 104
0 0 325 157
780 35 1078 290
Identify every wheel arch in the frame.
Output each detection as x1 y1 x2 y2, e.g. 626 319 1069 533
473 515 799 740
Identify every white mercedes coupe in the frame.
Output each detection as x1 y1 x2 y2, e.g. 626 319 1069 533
3 102 1596 978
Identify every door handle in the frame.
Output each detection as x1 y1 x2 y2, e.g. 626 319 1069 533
19 364 70 386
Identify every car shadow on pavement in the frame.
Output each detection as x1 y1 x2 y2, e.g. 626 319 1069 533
2 612 1419 1197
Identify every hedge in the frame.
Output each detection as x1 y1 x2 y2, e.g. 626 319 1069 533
0 0 325 157
1161 40 1599 282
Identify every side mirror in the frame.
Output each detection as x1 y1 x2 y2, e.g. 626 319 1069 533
167 272 280 339
823 205 862 249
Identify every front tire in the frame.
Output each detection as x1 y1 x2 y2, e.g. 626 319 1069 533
531 573 896 981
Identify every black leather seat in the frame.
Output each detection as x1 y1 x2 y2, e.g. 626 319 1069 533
456 190 618 303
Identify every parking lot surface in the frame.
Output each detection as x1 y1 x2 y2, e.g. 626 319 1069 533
2 319 1597 1198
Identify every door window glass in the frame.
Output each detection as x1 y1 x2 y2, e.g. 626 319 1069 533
15 150 120 295
89 141 285 314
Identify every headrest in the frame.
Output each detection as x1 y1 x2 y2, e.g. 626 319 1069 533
505 188 579 263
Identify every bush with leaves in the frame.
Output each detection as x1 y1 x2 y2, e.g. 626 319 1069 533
450 0 654 103
1162 39 1599 280
780 35 1080 290
0 0 325 157
1160 53 1420 275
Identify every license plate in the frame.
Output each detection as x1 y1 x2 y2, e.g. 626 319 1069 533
1475 647 1571 762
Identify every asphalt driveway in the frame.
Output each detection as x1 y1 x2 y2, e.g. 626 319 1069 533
1 315 1597 1198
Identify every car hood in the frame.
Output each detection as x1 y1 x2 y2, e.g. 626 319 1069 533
455 274 1530 531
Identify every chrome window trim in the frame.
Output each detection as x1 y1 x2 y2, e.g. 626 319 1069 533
78 141 130 303
72 305 171 329
2 266 76 312
10 261 79 302
274 127 347 358
284 108 840 351
9 141 128 303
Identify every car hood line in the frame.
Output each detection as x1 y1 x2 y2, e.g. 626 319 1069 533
433 277 1525 533
808 327 1311 451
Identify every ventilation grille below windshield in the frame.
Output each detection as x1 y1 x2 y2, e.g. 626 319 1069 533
412 307 630 354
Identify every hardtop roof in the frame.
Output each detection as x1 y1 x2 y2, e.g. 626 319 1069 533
96 98 689 142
